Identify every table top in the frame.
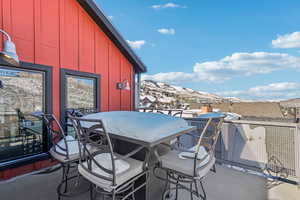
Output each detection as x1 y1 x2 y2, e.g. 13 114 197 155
81 111 196 147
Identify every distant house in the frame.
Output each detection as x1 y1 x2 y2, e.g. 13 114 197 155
0 0 147 179
158 96 176 108
140 95 157 108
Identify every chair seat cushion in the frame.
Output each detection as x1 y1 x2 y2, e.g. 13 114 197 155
92 153 130 174
56 135 79 155
178 146 210 166
160 147 215 178
50 135 92 162
78 153 143 192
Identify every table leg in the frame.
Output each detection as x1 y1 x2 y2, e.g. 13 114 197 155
114 140 169 200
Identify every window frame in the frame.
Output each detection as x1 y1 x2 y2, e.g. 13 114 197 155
60 68 100 129
0 61 53 170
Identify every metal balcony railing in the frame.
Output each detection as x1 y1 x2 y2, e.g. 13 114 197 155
183 118 300 186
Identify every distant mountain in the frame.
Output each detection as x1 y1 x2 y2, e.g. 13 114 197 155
140 80 233 108
223 97 244 103
140 80 299 121
141 80 299 107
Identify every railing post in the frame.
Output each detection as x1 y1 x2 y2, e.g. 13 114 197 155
296 125 300 189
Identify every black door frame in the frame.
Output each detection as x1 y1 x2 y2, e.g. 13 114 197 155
0 61 53 170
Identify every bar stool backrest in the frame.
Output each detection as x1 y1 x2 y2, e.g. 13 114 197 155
172 110 183 118
199 118 223 152
68 116 117 186
191 116 225 175
157 109 183 117
42 114 70 159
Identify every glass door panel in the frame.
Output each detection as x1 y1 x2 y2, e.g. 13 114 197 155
0 67 45 162
65 75 97 136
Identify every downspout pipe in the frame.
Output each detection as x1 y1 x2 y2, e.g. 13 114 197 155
135 73 141 110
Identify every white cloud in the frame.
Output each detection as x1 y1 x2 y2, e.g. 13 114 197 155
217 82 300 100
126 40 146 49
157 28 176 35
151 3 185 9
272 32 300 48
143 52 300 84
108 15 114 20
142 72 194 84
249 82 300 93
193 52 300 82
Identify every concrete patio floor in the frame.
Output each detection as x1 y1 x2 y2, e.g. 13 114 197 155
0 164 299 200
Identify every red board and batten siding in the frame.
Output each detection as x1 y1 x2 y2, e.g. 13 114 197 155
0 0 135 179
0 0 134 114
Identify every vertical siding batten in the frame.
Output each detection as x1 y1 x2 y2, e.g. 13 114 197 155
109 41 121 111
121 56 131 110
34 0 60 67
2 0 12 39
60 0 79 70
0 0 3 50
107 38 111 111
10 0 35 62
95 27 109 111
78 6 95 73
34 0 60 117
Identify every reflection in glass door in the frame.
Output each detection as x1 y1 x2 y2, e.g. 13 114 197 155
66 75 96 109
0 67 45 162
65 75 97 136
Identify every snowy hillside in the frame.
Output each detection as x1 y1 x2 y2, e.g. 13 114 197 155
140 80 232 108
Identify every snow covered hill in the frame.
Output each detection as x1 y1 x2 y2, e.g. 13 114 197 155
140 80 234 108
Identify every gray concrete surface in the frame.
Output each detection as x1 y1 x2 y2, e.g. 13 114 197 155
0 164 299 200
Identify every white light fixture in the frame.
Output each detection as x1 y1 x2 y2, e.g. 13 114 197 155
0 29 19 66
117 80 131 91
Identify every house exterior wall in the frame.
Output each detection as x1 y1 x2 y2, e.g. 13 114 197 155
0 0 134 115
0 0 134 179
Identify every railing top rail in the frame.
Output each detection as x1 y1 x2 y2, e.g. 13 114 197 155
225 119 298 128
184 117 298 128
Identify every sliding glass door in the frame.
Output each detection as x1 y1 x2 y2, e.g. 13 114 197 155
0 65 51 163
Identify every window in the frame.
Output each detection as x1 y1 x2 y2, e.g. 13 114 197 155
66 75 96 109
60 69 100 134
0 64 52 164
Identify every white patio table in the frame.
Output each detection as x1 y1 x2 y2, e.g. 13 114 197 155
81 111 196 148
80 111 196 200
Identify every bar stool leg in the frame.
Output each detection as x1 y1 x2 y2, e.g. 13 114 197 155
112 190 116 200
90 183 94 200
190 182 193 200
194 180 199 198
162 171 170 200
131 183 136 200
175 176 179 200
57 164 65 200
64 164 70 193
200 181 206 200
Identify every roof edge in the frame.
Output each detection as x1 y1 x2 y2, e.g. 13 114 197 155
77 0 147 73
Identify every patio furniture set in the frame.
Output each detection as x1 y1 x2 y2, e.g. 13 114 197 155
42 110 225 200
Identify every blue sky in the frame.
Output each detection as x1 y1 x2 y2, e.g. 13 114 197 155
95 0 300 100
